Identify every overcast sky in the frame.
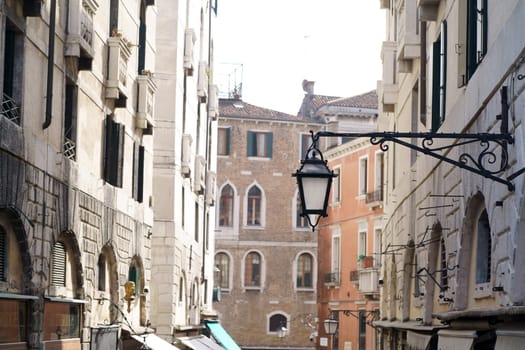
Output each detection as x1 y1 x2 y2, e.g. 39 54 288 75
214 0 386 115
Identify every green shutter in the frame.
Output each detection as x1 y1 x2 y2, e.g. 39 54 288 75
225 128 231 155
431 39 441 132
247 131 255 156
137 145 145 203
266 132 273 158
466 0 477 80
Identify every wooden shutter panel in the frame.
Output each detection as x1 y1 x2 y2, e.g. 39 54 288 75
51 242 66 286
103 116 113 182
247 131 255 156
132 141 139 199
431 39 441 132
466 0 477 80
137 145 145 203
266 132 273 158
225 128 231 155
0 228 6 282
115 123 125 188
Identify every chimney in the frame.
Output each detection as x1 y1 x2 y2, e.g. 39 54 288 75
302 79 315 95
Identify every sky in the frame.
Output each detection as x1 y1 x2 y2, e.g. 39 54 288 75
213 0 387 115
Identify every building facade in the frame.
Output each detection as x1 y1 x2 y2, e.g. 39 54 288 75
376 0 525 349
0 0 219 349
213 96 322 350
306 90 383 350
0 0 158 349
151 0 219 342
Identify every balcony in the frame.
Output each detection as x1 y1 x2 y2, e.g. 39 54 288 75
324 272 340 287
106 36 131 106
358 268 380 296
380 41 398 112
397 0 420 65
136 73 157 132
65 0 99 70
365 188 383 208
418 0 441 21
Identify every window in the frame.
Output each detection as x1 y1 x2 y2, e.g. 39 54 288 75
374 152 384 198
247 131 272 158
359 157 368 195
296 253 313 288
300 133 313 159
43 302 80 340
295 192 308 229
97 254 106 291
2 20 23 125
244 252 261 287
128 265 140 297
0 299 28 342
51 242 67 287
467 0 487 80
109 0 119 35
359 311 366 350
178 276 184 302
219 185 234 227
440 237 448 289
358 229 367 258
246 185 262 226
332 228 341 275
194 202 199 242
332 167 341 203
476 209 491 284
0 226 6 282
414 253 421 297
374 228 382 268
63 79 78 161
132 142 145 202
432 22 447 131
269 313 287 333
103 116 125 187
215 253 230 289
218 127 231 156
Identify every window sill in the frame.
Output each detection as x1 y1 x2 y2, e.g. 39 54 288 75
247 156 271 161
244 286 261 291
244 225 265 230
296 288 315 292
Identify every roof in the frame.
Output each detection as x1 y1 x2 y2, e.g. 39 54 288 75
325 90 378 109
219 99 311 122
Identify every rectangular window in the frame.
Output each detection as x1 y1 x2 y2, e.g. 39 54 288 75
332 235 340 274
374 228 382 268
374 152 384 194
64 79 78 161
103 116 125 187
0 299 28 342
218 127 231 156
43 302 80 340
359 157 368 195
2 21 23 125
359 311 366 350
332 167 341 203
432 22 447 132
247 131 272 158
359 230 367 257
467 0 487 81
132 142 144 202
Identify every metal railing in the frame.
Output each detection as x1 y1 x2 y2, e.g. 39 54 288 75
64 138 76 161
365 188 383 204
324 272 340 286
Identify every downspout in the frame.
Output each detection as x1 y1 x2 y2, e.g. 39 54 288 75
420 20 427 126
43 0 57 129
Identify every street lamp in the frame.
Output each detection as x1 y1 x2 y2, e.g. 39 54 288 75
323 317 338 335
293 147 335 231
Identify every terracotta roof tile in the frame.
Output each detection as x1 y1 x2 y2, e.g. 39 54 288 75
219 99 309 122
325 90 378 109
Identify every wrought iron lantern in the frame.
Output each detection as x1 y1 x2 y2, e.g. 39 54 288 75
323 316 338 335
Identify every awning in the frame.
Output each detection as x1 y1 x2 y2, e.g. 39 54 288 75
407 331 432 350
495 330 525 350
132 334 180 350
179 335 224 350
205 321 241 350
437 330 475 350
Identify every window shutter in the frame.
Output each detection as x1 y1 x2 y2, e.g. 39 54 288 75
116 123 125 187
51 242 66 286
138 145 145 203
266 132 273 158
103 116 113 182
225 128 231 155
132 141 139 199
0 228 6 282
431 39 441 132
466 0 478 80
247 131 255 156
440 21 447 127
128 266 140 295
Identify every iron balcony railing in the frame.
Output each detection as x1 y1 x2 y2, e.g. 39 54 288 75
324 272 340 286
64 138 77 161
1 93 20 125
365 188 384 204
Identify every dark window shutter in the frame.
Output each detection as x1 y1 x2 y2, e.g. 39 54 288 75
51 242 66 286
431 39 441 132
247 131 255 156
115 123 125 188
103 116 113 182
266 132 273 158
132 142 139 199
128 266 140 296
440 21 447 127
138 3 146 73
225 128 231 155
0 227 6 282
137 145 145 203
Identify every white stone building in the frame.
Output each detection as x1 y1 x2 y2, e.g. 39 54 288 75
376 0 525 349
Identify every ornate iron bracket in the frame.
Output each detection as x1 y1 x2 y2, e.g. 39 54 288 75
307 86 519 191
329 309 379 329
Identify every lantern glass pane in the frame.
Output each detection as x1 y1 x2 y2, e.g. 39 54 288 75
302 177 330 212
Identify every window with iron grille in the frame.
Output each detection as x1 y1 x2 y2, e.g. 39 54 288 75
64 79 78 161
2 20 23 125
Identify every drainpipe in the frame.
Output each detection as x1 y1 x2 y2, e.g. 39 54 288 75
43 0 57 129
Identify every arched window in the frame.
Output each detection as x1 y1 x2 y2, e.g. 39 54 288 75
247 186 261 226
476 209 491 284
296 253 313 288
219 185 234 227
269 313 287 333
215 252 230 289
440 237 448 289
245 252 261 287
179 276 185 302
